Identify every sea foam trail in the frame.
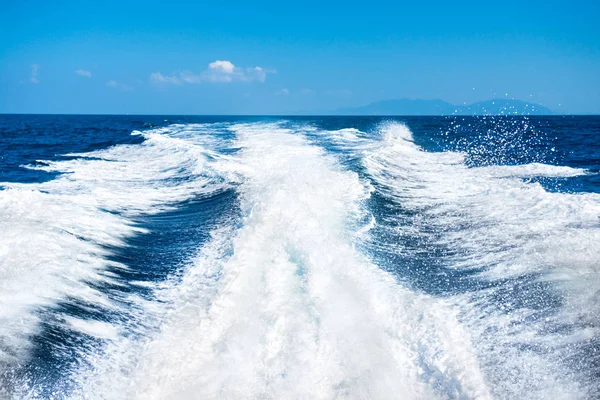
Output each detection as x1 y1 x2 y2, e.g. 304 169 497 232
0 124 227 375
71 123 491 400
361 122 600 399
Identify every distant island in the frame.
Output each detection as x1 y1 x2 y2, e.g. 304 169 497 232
333 99 554 116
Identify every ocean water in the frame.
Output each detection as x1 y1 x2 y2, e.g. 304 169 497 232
0 114 599 399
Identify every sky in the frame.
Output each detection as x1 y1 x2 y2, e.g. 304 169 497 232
1 0 599 114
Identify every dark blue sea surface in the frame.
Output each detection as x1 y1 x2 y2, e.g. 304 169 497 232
0 114 599 399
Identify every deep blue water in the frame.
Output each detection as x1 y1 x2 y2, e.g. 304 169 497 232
0 115 599 399
2 115 598 189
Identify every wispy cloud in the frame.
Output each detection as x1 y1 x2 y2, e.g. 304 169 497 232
106 80 133 91
149 72 181 85
30 64 40 84
179 70 202 84
275 88 290 96
150 60 274 86
75 69 92 78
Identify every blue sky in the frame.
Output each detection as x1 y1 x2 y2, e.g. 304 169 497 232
1 0 599 114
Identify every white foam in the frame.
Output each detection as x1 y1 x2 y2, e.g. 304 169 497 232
65 317 120 340
362 122 600 398
478 162 589 178
364 123 600 282
311 127 376 154
324 127 366 142
0 124 227 369
70 123 491 400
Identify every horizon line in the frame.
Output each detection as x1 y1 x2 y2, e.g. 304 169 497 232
1 113 599 117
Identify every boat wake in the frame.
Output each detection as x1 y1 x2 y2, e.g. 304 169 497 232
1 121 598 399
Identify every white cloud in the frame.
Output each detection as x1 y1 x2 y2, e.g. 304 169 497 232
149 72 181 85
30 64 40 84
151 60 273 86
275 88 290 96
106 80 133 91
202 61 272 83
204 69 234 83
299 88 315 95
246 66 267 83
208 60 235 74
180 70 203 84
75 69 92 78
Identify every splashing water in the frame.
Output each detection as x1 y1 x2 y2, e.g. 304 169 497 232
0 116 598 399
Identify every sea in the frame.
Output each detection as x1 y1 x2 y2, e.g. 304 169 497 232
0 114 599 399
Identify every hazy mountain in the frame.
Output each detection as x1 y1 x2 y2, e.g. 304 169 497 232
335 98 554 116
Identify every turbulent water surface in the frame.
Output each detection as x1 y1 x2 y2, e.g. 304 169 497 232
0 115 599 399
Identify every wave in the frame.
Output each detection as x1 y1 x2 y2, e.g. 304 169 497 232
67 123 492 400
362 122 600 398
477 163 589 178
0 123 229 379
3 120 598 399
